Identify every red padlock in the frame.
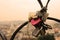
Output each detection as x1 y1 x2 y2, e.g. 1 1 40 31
31 18 42 26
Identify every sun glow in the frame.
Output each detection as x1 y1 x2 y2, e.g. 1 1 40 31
0 0 60 21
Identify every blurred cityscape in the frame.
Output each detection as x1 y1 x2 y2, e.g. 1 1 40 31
0 20 60 40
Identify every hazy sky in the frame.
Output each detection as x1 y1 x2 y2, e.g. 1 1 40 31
0 0 60 21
